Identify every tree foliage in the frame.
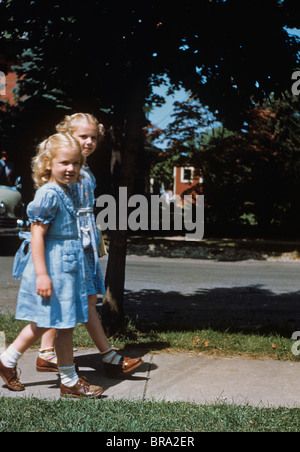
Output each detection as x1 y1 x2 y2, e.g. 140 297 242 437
0 0 300 332
154 93 300 236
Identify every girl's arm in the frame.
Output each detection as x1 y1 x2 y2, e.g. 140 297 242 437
31 222 52 298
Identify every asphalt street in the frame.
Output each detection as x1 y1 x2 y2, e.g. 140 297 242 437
1 253 300 334
123 254 300 294
123 255 300 334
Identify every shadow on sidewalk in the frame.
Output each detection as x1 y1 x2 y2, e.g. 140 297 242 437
73 352 153 392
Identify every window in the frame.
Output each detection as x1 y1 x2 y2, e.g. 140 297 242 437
181 167 194 183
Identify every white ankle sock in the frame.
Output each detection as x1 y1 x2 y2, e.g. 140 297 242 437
59 365 79 387
0 344 22 368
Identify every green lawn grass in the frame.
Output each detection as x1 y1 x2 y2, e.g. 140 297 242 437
0 313 297 361
0 397 299 432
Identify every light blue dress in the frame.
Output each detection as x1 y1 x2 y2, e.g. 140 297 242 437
69 166 106 296
13 182 89 329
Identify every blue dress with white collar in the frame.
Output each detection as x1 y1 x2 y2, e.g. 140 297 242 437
69 166 106 296
13 182 89 329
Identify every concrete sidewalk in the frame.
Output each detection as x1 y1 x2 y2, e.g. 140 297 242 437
0 348 300 408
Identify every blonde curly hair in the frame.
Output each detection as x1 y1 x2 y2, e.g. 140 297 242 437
56 113 105 142
32 133 85 189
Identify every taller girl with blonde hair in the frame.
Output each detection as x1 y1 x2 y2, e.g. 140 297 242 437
0 133 105 398
38 113 143 376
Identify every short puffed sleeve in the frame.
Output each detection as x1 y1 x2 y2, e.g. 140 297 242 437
27 188 59 224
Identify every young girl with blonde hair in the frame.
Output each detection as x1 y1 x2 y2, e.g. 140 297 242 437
0 133 105 398
38 113 143 376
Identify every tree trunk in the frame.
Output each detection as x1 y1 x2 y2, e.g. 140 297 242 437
102 229 127 337
102 78 147 337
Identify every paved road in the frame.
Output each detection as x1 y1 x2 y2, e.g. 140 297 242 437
1 254 300 334
122 256 300 334
124 255 300 294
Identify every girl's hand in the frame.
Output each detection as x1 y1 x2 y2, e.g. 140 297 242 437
31 222 52 298
36 274 53 298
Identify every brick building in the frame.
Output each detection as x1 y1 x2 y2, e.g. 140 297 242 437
173 165 203 199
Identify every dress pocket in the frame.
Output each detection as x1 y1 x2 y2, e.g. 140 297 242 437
62 241 78 273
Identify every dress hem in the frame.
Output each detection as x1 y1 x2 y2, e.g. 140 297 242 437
15 315 88 329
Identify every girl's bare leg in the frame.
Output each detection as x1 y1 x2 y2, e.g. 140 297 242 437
84 294 110 352
84 294 143 374
12 322 47 354
40 328 56 349
55 328 75 367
